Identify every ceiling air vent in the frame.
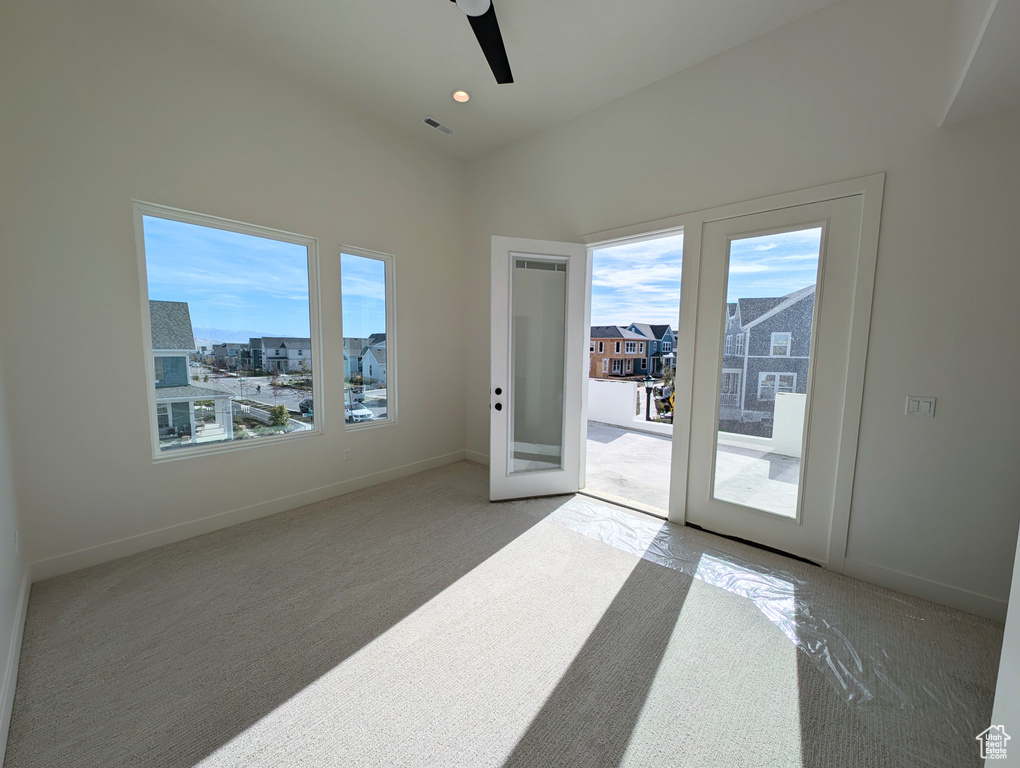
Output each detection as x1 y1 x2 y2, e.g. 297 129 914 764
423 116 454 135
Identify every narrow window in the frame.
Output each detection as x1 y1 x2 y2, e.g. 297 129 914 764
614 341 621 353
341 248 396 426
598 341 604 353
771 332 792 356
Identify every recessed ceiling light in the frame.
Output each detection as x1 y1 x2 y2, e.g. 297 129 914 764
452 90 471 103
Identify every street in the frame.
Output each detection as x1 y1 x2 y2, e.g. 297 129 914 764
197 367 387 420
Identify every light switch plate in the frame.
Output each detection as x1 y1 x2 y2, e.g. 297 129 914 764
905 396 936 417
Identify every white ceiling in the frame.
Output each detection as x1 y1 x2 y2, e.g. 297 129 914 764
138 0 842 160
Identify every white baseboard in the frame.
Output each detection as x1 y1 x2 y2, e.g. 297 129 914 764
1 569 30 766
30 451 468 583
842 556 1008 622
464 450 489 465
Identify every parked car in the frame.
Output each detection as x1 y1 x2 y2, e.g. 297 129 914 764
345 402 373 423
299 398 314 414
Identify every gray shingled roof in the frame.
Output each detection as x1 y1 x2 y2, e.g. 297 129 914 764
154 384 232 401
149 301 196 351
590 325 647 340
738 285 815 326
261 337 312 351
628 323 672 340
737 297 787 325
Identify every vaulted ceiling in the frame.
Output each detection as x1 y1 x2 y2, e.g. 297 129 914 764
136 0 843 159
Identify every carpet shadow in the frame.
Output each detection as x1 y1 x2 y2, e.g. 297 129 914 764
5 471 565 768
501 532 692 768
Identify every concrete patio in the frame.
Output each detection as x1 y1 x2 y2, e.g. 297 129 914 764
584 421 802 518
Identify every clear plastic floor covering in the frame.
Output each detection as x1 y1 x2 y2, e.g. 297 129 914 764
511 493 1001 766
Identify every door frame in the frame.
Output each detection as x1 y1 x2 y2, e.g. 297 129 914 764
582 174 884 573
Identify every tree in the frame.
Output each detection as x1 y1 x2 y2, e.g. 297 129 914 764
268 404 289 426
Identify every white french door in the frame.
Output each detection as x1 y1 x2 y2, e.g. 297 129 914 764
683 193 872 565
489 177 882 568
489 236 588 501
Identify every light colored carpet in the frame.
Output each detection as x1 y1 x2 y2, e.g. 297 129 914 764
4 461 1003 767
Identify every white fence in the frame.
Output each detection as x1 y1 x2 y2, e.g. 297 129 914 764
586 379 807 457
232 401 272 424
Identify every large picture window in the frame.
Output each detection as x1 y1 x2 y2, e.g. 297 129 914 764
135 203 321 458
341 248 395 426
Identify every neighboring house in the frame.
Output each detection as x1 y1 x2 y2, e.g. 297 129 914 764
362 342 387 386
261 337 312 373
248 337 264 371
589 326 647 378
627 323 677 377
150 301 233 445
212 342 248 370
343 337 369 380
719 285 815 426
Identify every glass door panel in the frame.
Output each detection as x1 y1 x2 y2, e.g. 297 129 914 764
511 258 567 473
711 228 822 518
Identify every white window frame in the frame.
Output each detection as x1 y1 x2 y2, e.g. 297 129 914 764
639 342 645 353
612 359 622 374
640 358 647 370
602 359 609 373
721 370 741 395
625 341 636 354
598 341 604 353
662 340 672 352
154 357 165 384
614 341 621 353
724 336 734 355
770 332 792 357
757 372 796 400
340 244 397 430
134 201 324 462
735 334 745 356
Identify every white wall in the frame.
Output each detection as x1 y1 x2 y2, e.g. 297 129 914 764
0 351 27 761
988 524 1020 763
464 0 1020 618
587 379 640 429
988 525 1020 763
0 0 468 573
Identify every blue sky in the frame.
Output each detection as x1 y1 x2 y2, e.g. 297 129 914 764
591 228 821 326
341 253 386 339
726 227 821 303
591 234 684 326
143 216 311 338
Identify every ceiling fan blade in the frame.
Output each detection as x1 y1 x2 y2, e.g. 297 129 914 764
466 3 514 84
